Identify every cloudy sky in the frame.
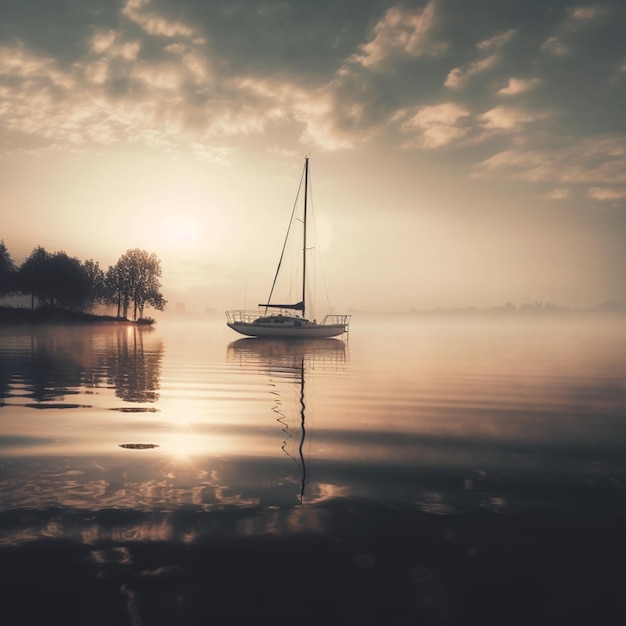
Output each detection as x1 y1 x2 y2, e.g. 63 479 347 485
1 0 625 314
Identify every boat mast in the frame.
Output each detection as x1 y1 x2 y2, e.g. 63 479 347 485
302 157 308 319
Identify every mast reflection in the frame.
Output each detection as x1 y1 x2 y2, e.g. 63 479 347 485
227 338 348 502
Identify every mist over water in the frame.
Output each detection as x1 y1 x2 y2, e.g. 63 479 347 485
1 315 625 624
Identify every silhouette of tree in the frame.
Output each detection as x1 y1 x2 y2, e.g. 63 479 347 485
17 248 93 310
5 242 167 319
146 291 166 318
81 259 107 311
105 263 126 318
0 240 17 297
42 252 90 310
108 249 166 320
17 246 49 309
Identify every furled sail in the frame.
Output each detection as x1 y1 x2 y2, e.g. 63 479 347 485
258 301 304 311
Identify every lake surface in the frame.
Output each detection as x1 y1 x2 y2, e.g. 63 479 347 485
1 314 625 625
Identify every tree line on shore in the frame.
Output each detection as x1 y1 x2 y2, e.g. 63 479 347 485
0 241 166 320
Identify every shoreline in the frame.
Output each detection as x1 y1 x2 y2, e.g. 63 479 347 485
0 306 154 325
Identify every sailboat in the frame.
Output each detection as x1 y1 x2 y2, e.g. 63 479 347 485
226 157 351 338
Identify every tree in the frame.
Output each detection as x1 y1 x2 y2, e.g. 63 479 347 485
17 246 49 309
42 252 90 310
17 248 94 311
0 240 17 297
7 243 167 319
109 249 166 320
105 264 126 318
81 259 106 311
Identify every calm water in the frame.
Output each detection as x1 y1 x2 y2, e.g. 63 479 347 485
1 315 625 625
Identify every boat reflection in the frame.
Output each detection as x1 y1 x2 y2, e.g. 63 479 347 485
227 338 348 501
227 337 348 372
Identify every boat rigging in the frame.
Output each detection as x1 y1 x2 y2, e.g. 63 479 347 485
226 157 350 339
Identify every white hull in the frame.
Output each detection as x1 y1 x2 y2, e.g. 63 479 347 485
227 321 347 338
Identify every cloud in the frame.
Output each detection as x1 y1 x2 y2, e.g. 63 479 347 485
477 29 516 51
498 77 541 95
349 1 444 70
540 36 569 57
90 31 141 60
479 106 549 131
444 55 498 89
396 103 471 148
1 1 411 157
235 76 356 150
569 6 607 22
0 0 316 158
1 0 625 177
475 136 626 194
0 45 73 89
325 3 451 142
543 188 570 200
444 28 514 89
541 3 607 56
587 187 626 201
0 35 252 159
122 0 194 38
393 101 553 152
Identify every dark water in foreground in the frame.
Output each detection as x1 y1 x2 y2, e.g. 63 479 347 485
1 315 625 625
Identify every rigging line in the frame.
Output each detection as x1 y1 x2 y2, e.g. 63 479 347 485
307 165 316 319
264 166 305 315
308 166 333 315
320 244 332 314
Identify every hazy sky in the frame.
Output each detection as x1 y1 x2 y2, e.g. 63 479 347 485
1 0 625 313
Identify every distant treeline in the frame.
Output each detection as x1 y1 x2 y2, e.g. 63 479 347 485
0 241 166 321
349 300 626 317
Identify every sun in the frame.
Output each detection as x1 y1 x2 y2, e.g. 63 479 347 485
160 215 200 249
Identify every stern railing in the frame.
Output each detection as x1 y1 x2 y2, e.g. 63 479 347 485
321 314 351 326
